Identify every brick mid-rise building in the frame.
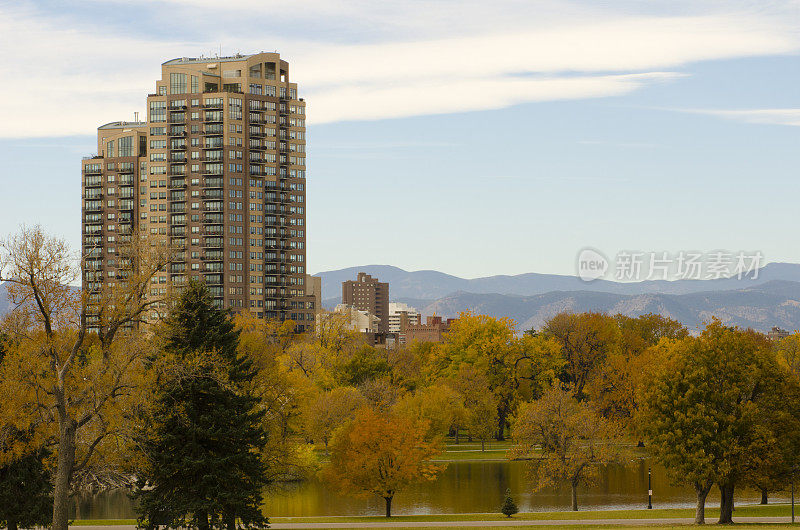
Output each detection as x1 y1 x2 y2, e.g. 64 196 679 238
342 272 389 333
81 52 315 331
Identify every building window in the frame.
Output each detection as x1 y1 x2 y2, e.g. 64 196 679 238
191 75 199 93
149 100 166 122
170 72 187 94
118 136 134 157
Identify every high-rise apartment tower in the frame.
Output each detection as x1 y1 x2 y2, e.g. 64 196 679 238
81 52 315 331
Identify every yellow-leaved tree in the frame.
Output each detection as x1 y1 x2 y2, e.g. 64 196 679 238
0 226 170 530
321 408 445 517
511 385 619 511
392 384 466 441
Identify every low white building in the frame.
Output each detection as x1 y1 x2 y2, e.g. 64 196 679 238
388 302 421 333
322 303 382 333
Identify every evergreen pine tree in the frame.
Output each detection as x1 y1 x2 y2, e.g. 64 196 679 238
0 448 54 530
134 281 269 530
500 488 519 518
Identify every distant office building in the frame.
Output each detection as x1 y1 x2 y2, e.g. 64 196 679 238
388 302 421 333
402 315 457 344
342 272 389 333
768 326 790 340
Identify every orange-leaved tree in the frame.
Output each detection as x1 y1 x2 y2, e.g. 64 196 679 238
321 408 445 517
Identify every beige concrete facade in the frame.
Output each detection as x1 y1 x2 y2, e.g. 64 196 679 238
82 52 314 331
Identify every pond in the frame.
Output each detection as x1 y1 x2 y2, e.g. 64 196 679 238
71 460 787 519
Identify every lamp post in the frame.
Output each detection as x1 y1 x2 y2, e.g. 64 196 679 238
648 467 652 510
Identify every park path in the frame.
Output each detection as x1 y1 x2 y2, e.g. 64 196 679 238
69 516 793 529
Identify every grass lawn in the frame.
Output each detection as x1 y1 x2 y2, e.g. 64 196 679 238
69 519 136 526
70 524 799 529
434 440 514 462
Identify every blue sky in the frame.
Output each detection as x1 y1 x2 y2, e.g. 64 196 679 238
0 0 798 278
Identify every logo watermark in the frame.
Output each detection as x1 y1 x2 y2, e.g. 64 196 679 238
576 249 763 282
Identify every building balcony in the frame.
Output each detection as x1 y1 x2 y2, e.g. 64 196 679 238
203 177 224 188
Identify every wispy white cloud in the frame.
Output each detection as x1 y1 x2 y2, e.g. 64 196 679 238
674 108 800 126
1 1 799 137
307 72 684 124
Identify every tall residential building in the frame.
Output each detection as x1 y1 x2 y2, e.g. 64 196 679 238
341 272 389 333
81 52 315 331
388 301 421 333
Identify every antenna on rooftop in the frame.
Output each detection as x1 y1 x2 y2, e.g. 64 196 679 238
134 111 139 122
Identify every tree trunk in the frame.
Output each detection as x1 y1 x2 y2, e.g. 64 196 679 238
481 439 485 452
496 410 506 441
225 512 236 530
52 419 77 530
7 519 18 530
454 428 459 444
384 496 393 517
718 482 735 524
760 488 768 505
571 481 579 511
694 481 712 524
196 510 210 530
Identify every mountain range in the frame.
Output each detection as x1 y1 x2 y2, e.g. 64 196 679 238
315 263 800 302
3 263 799 333
315 264 800 333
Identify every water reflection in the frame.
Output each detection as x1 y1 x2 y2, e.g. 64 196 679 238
71 460 788 519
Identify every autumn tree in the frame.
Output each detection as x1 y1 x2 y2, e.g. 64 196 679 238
393 384 466 440
386 342 427 391
132 281 268 530
465 392 497 451
430 313 561 440
281 312 365 388
304 386 367 455
0 334 53 530
542 312 620 399
511 385 619 511
234 313 316 482
0 226 169 530
322 408 445 517
775 333 800 376
336 346 391 387
638 321 797 524
587 314 687 421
